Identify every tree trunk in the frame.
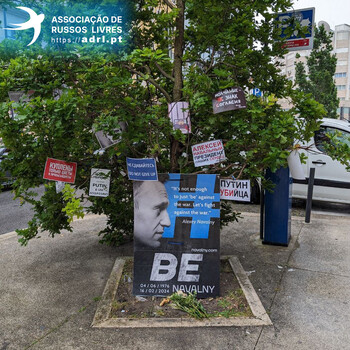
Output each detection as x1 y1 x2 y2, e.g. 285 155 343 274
170 0 185 172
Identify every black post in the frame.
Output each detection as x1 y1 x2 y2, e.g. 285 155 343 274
260 187 264 240
305 167 315 223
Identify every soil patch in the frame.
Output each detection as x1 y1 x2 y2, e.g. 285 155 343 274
110 258 253 319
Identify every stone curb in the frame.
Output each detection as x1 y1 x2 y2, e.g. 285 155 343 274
0 230 17 242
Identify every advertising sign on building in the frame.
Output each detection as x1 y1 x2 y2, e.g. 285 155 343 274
220 179 251 202
276 7 315 51
192 140 226 167
168 102 191 134
212 87 247 114
43 158 77 183
133 174 220 298
89 168 111 197
126 157 158 181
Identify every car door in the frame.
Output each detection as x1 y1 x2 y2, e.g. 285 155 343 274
306 125 350 203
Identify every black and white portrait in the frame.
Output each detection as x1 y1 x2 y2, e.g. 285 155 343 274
133 178 171 249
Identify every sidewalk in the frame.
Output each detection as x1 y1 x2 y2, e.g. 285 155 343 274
0 212 349 350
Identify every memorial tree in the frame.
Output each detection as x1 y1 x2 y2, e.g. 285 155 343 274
0 0 327 246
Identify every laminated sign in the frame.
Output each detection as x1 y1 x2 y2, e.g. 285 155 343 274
220 179 251 202
94 121 127 149
89 168 111 197
212 86 246 114
55 181 65 193
192 140 226 167
8 90 35 119
43 158 77 183
168 102 191 134
133 174 221 298
127 158 158 181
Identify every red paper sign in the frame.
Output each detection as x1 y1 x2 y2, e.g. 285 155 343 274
43 158 77 183
283 38 310 49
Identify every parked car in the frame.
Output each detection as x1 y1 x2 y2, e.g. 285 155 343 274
0 146 14 188
292 118 350 204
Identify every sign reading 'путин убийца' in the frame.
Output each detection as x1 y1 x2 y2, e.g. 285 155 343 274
220 179 251 202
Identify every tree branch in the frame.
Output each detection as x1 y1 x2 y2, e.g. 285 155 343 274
235 163 247 179
154 62 175 82
162 0 175 9
190 162 234 175
122 64 172 103
205 48 217 74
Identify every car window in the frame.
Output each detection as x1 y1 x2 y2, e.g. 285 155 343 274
315 126 350 153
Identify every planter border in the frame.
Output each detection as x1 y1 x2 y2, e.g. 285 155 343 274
91 255 272 328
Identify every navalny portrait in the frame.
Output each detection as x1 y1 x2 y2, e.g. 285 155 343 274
133 175 171 250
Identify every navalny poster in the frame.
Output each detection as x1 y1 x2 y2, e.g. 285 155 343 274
133 174 220 298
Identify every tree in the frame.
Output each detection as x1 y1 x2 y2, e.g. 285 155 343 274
295 24 339 118
0 0 328 246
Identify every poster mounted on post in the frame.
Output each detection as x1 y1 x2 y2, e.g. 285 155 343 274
276 7 315 51
212 87 246 114
192 140 226 167
133 173 220 298
43 158 77 183
168 102 191 134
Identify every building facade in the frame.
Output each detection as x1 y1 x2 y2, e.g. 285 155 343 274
0 7 28 42
280 22 350 120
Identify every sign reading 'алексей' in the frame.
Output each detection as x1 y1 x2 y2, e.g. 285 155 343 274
43 158 77 183
192 140 226 167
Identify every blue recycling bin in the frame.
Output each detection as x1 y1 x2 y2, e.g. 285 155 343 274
263 167 292 246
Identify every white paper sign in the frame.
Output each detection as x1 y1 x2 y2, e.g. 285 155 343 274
94 121 127 150
168 102 191 134
192 140 226 167
89 168 111 197
55 181 65 193
220 179 251 202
